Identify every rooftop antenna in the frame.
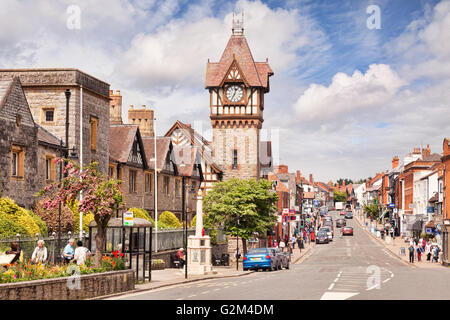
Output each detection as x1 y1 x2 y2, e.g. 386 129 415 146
232 12 244 35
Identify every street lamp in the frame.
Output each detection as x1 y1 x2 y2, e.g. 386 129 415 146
182 179 196 279
236 217 240 271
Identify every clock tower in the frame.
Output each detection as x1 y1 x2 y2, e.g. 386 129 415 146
205 15 273 180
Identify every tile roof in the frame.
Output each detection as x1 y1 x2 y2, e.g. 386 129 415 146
37 124 62 146
109 125 139 163
141 136 172 171
423 153 442 162
172 145 201 177
205 35 273 89
0 79 13 110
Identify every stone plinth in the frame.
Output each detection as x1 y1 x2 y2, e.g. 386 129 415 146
187 235 213 275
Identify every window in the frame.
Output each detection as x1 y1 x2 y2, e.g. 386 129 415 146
163 176 170 195
11 146 25 179
175 179 182 197
232 149 238 169
41 108 55 123
45 156 55 181
108 165 115 179
90 116 98 151
129 170 137 193
145 173 153 193
118 167 123 182
12 152 18 177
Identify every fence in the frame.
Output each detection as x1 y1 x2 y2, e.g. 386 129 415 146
0 228 227 263
0 232 86 264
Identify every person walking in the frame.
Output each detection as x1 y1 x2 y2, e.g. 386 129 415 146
279 240 286 252
31 240 48 264
408 244 415 263
417 245 422 262
63 238 75 264
290 236 296 249
74 240 91 266
425 242 432 262
433 246 440 263
296 236 302 250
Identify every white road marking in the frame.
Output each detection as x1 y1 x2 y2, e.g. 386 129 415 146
382 278 391 284
188 294 197 297
320 292 359 300
346 248 351 257
201 291 210 294
328 283 335 290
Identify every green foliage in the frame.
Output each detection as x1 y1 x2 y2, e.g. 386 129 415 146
203 178 278 240
128 207 154 224
334 191 346 202
0 214 29 237
364 203 380 219
26 209 47 235
68 200 95 233
190 215 196 228
159 211 182 229
0 197 44 236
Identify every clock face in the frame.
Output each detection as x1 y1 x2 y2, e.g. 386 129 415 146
226 85 244 103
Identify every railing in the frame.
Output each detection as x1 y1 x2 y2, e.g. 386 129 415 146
0 228 227 263
0 232 86 264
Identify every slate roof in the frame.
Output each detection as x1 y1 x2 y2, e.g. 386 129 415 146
109 125 139 163
423 153 442 162
172 145 201 177
205 34 273 89
0 79 13 110
37 124 62 147
141 136 172 171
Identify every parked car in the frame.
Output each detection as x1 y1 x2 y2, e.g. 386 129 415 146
342 226 354 236
323 220 333 228
336 219 346 228
345 211 353 219
340 210 346 216
316 231 329 244
243 248 278 271
319 227 333 241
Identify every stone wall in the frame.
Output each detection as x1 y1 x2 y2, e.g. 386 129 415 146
0 78 40 208
212 125 260 180
0 269 134 300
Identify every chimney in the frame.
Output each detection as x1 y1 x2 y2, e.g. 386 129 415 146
343 180 346 187
413 147 421 154
309 174 313 183
444 138 450 156
422 144 431 160
274 165 288 174
392 156 399 169
296 170 301 183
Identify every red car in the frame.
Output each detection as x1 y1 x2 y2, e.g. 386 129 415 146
342 226 354 236
340 210 346 216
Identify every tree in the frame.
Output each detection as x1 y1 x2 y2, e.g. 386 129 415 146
334 190 346 203
203 178 278 254
364 203 379 219
38 160 123 267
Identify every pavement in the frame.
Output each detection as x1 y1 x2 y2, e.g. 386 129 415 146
95 239 314 300
354 212 445 269
105 210 450 300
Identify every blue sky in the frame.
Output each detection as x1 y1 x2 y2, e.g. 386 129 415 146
0 0 449 182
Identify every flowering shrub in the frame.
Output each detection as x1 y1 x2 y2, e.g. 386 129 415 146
0 259 120 284
101 250 125 271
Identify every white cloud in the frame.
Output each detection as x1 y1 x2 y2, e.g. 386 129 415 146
293 64 406 123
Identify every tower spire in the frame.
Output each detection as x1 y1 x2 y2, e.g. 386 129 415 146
232 12 244 35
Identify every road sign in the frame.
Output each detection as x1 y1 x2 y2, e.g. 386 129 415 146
426 228 433 234
389 203 395 208
283 208 289 214
123 211 134 226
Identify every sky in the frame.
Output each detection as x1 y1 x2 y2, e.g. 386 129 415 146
1 0 449 182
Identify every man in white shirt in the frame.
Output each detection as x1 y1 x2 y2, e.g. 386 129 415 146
74 240 91 265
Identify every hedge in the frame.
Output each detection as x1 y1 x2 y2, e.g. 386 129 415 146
159 211 182 229
0 198 45 237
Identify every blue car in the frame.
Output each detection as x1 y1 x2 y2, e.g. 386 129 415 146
243 248 278 271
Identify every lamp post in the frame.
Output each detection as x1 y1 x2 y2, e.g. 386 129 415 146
236 217 240 271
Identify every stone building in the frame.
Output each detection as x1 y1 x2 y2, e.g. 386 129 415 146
0 77 63 208
109 90 123 125
0 69 111 173
205 20 273 181
128 105 154 137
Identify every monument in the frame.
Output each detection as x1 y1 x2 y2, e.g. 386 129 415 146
187 190 214 275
